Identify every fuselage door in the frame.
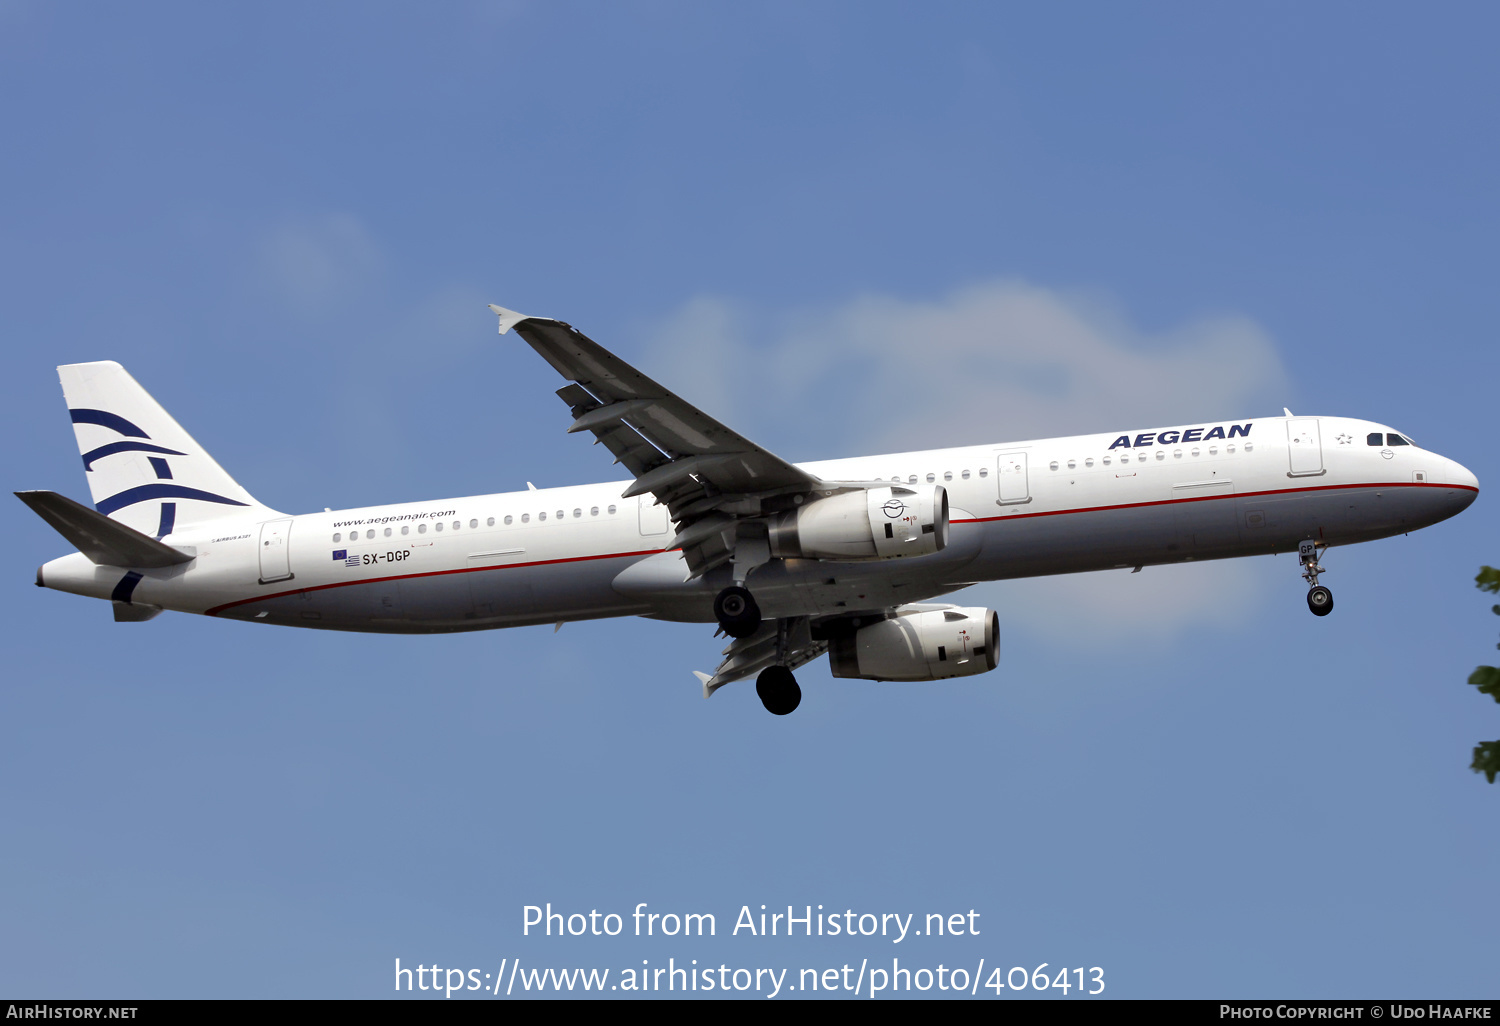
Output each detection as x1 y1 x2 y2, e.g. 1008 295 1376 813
1286 419 1325 477
638 495 670 536
258 518 294 583
996 452 1031 505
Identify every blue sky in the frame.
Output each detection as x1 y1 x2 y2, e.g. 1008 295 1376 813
3 1 1497 999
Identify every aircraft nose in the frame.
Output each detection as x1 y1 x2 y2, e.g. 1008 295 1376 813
1448 458 1479 493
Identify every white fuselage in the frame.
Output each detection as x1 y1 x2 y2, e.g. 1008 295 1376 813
36 415 1480 632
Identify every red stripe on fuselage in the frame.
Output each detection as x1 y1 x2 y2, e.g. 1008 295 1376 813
205 547 666 616
950 479 1476 525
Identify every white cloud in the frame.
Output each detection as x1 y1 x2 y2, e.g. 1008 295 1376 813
643 280 1292 642
257 212 384 311
644 280 1289 456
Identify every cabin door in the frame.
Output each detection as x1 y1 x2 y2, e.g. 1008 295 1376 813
1286 419 1324 477
258 518 294 583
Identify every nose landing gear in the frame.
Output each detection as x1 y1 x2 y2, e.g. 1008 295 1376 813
1299 540 1334 617
714 585 762 639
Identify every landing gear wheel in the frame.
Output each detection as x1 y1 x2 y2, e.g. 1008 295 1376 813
1307 586 1334 616
714 586 762 639
756 665 801 715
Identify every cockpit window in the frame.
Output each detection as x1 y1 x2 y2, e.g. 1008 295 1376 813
1386 433 1410 446
1367 432 1383 446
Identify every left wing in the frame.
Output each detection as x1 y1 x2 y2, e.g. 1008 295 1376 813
491 304 843 577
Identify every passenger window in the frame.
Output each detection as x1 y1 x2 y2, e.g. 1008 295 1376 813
1049 461 1059 471
1244 443 1254 452
978 467 988 478
943 471 952 481
961 469 970 480
556 510 565 520
504 515 513 525
418 523 427 534
384 527 392 537
925 473 935 483
538 512 546 521
1084 458 1094 468
401 526 409 535
573 508 582 518
486 517 494 527
471 519 479 529
521 514 530 523
590 507 599 516
435 523 444 532
908 475 917 484
333 533 341 543
1367 432 1383 446
366 530 375 539
1102 456 1111 466
607 505 617 515
1387 433 1409 446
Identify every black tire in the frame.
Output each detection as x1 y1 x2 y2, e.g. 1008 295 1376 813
1307 586 1333 616
756 665 802 715
714 586 761 639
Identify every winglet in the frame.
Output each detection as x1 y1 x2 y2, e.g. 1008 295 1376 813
1283 407 1295 417
488 304 534 336
693 670 714 699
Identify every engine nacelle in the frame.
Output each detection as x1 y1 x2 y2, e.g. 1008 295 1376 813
827 607 999 681
768 485 948 561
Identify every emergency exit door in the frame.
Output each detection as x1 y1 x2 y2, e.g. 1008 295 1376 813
996 452 1031 504
638 495 670 535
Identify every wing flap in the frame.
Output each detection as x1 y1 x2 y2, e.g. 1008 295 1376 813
699 616 828 695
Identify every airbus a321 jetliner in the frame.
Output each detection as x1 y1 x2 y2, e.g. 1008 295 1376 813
18 306 1480 714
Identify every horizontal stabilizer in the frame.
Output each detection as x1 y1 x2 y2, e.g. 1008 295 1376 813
15 490 194 568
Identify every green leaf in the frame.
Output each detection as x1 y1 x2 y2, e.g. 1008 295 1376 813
1469 666 1500 702
1472 742 1500 783
1478 566 1500 594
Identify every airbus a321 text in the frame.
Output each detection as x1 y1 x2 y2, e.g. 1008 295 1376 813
18 305 1480 714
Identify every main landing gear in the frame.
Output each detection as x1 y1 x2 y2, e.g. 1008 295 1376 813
1299 540 1334 617
714 585 762 639
756 665 801 715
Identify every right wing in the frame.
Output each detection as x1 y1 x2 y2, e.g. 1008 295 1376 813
492 305 860 578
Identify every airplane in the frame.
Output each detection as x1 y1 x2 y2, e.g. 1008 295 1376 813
17 304 1480 715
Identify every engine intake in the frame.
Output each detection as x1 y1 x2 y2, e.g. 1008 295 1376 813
827 607 999 681
768 485 948 561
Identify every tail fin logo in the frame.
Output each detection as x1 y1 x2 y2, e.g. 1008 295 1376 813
72 407 249 538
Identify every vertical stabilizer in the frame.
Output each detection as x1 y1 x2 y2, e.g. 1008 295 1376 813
58 361 275 538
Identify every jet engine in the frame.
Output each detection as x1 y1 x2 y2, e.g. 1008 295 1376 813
768 485 948 561
827 607 998 681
